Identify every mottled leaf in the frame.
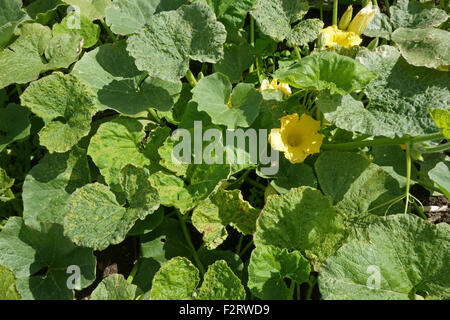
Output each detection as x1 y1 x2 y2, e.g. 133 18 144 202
0 23 83 89
91 274 140 300
390 0 448 29
392 27 450 69
149 257 199 300
0 217 96 300
356 46 449 137
248 245 310 299
126 2 226 81
105 0 187 35
197 260 246 300
20 72 96 153
319 214 450 299
22 146 90 227
254 187 348 269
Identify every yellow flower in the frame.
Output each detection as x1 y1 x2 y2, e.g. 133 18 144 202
320 25 362 48
269 113 323 164
259 79 292 96
347 3 376 35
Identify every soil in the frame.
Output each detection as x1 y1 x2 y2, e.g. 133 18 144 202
410 184 450 224
75 236 139 300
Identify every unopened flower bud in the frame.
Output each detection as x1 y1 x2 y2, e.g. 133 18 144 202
339 5 353 30
347 2 376 35
367 37 379 50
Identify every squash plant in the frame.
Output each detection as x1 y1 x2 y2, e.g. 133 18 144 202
0 0 449 300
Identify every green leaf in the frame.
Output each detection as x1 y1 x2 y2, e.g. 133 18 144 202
198 248 244 281
24 0 62 24
128 207 164 236
287 18 324 47
428 160 450 199
392 28 450 69
192 73 262 128
199 0 256 32
126 2 227 81
270 159 317 194
0 264 21 300
0 23 83 89
0 217 96 300
356 45 449 137
65 165 159 250
134 218 194 292
91 274 140 300
0 0 27 48
390 0 448 29
22 146 90 227
197 260 246 300
254 187 348 270
248 245 310 299
20 72 96 153
64 183 132 250
315 151 404 220
192 188 260 249
53 12 100 48
275 52 377 95
119 164 160 219
88 117 150 189
363 7 392 39
317 92 394 137
429 108 450 139
158 136 189 177
105 0 187 35
0 103 30 152
371 145 418 188
214 41 255 84
319 214 450 300
250 0 309 43
149 257 200 300
62 0 111 20
186 163 231 203
149 171 194 213
72 41 182 114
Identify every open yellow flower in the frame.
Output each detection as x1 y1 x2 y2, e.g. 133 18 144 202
320 25 362 48
260 79 292 95
269 113 323 164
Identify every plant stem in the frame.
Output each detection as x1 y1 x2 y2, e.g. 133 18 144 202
422 142 450 154
404 142 411 214
384 0 391 15
321 133 443 150
373 0 378 6
185 69 197 87
306 275 317 300
332 0 339 26
296 283 301 300
239 240 254 257
293 46 302 61
15 84 22 96
176 211 205 275
236 234 244 255
148 108 162 124
288 281 296 300
249 17 255 73
412 200 427 220
245 176 266 190
127 260 140 284
417 180 443 194
100 19 117 42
